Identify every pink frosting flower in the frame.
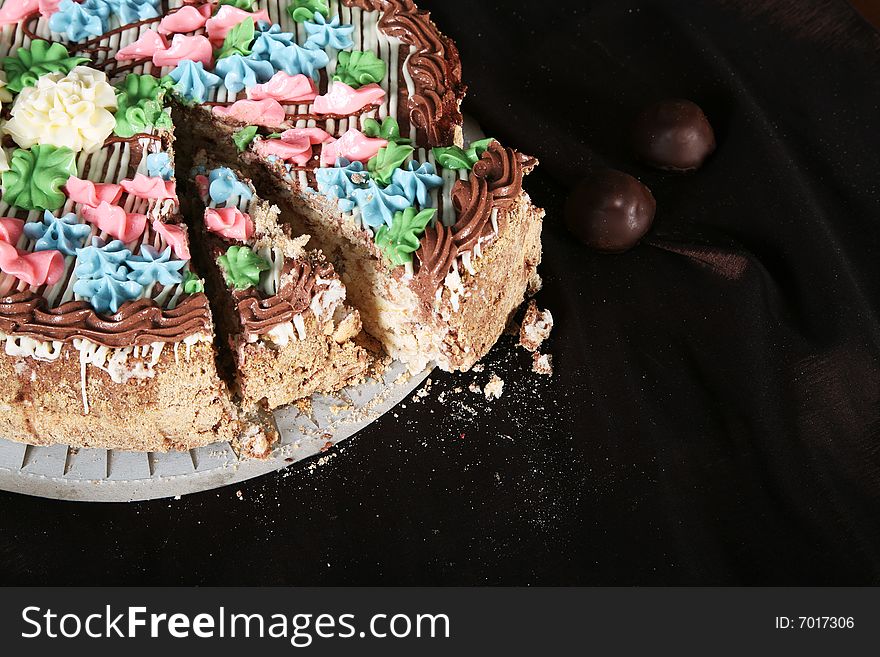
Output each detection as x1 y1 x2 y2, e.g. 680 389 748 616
39 0 60 18
0 241 64 287
81 203 147 243
213 99 286 127
115 29 169 62
206 6 271 45
0 218 25 245
204 207 254 242
195 174 210 201
321 128 387 167
158 4 212 35
253 140 312 166
64 177 124 207
152 34 213 68
120 174 177 201
247 72 318 103
313 82 386 115
0 0 39 26
152 219 190 261
253 128 331 166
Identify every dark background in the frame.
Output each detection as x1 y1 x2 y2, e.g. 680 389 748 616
2 0 880 585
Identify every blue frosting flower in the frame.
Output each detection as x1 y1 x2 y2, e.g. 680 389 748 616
146 152 173 180
351 180 410 230
24 211 92 257
104 0 160 25
126 245 186 287
74 276 143 314
304 12 355 50
49 0 111 42
74 238 132 279
208 167 253 205
315 158 371 212
269 43 329 81
251 23 295 61
391 161 444 208
213 54 275 94
73 238 143 314
168 60 221 104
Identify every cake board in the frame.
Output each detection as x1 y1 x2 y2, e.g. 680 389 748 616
0 361 431 502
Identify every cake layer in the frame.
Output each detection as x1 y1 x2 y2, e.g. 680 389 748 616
0 334 243 451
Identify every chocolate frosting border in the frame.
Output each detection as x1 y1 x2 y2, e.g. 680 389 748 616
0 292 212 348
233 257 335 340
412 142 538 301
342 0 466 146
336 2 539 301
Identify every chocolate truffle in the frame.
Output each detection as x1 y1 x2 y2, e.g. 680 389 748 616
564 170 656 253
632 99 716 171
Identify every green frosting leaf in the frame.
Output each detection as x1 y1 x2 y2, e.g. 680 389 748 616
433 139 496 170
182 271 205 294
333 50 386 88
363 116 411 145
232 126 259 152
220 0 257 9
1 40 89 94
367 142 415 186
1 145 77 211
432 146 471 170
287 0 330 23
113 74 172 138
215 17 255 60
218 246 270 290
375 208 437 267
466 138 495 162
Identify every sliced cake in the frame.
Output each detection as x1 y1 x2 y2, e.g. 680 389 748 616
0 0 545 453
169 0 545 373
0 66 244 450
185 158 368 410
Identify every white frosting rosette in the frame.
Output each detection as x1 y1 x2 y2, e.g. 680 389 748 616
3 66 118 153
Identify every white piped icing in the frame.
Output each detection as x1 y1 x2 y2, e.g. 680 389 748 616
265 321 297 347
293 313 307 341
3 333 64 361
310 277 345 320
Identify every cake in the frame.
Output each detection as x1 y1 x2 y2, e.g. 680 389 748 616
0 0 544 454
184 157 369 409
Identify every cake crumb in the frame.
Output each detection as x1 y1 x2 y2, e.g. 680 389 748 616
528 271 543 296
235 490 243 500
532 352 554 376
472 363 485 373
468 382 482 395
484 375 504 400
519 300 553 353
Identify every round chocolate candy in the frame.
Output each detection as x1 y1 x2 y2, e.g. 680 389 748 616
632 99 716 171
564 170 656 253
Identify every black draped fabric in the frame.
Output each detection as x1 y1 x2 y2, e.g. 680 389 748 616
1 0 879 585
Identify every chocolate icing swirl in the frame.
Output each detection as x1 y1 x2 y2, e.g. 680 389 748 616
233 259 334 339
409 222 459 301
0 292 212 347
413 142 537 300
343 0 465 146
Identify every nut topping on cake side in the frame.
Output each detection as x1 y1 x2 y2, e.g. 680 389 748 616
0 0 545 453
